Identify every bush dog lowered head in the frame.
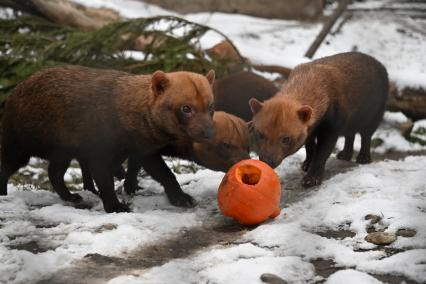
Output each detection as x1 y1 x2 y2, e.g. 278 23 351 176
0 65 215 212
81 111 251 196
188 111 251 172
249 52 389 187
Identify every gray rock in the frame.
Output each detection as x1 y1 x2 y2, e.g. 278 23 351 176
260 273 288 284
95 223 118 233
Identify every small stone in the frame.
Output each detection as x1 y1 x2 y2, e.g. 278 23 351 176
365 232 396 245
396 228 416 238
95 223 117 233
366 225 377 233
365 214 381 224
260 273 288 284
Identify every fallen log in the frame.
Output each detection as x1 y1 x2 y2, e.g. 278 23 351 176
0 0 120 31
388 85 426 121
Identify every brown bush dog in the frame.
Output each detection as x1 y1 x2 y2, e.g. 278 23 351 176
80 111 250 195
249 52 389 187
122 111 251 195
213 71 279 121
0 65 215 212
190 111 250 171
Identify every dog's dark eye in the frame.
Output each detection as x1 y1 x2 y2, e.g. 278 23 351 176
281 136 291 145
181 105 192 114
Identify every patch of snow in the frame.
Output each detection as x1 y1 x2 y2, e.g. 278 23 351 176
0 7 16 19
251 69 282 82
245 156 426 282
390 70 426 90
186 12 314 68
357 249 426 282
325 269 383 284
0 185 201 283
122 50 145 60
109 244 317 284
383 111 410 124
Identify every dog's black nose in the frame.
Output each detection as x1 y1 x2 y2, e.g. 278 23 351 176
201 126 215 140
261 156 278 169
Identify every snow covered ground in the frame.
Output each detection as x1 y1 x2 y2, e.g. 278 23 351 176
1 1 426 283
1 125 425 283
110 155 426 284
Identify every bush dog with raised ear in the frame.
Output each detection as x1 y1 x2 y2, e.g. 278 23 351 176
0 65 215 212
120 111 251 195
249 52 389 187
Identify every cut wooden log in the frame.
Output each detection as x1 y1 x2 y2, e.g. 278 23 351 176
142 0 325 21
0 0 120 31
388 85 426 121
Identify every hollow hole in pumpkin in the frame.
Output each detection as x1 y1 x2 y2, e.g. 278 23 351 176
235 165 261 186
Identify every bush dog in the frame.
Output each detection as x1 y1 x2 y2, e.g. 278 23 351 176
80 111 250 195
0 65 215 212
249 52 388 187
122 111 250 195
213 71 279 121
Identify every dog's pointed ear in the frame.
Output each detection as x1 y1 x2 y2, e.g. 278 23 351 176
205 70 215 86
152 71 169 96
249 98 263 115
297 105 313 124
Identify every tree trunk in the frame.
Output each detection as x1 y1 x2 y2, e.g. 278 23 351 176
0 0 120 31
305 0 351 58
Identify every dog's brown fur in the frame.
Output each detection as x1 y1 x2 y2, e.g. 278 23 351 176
184 111 250 171
0 65 215 212
120 111 250 195
213 71 278 121
250 52 389 187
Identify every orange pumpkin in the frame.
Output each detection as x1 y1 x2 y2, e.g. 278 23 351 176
217 159 281 225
